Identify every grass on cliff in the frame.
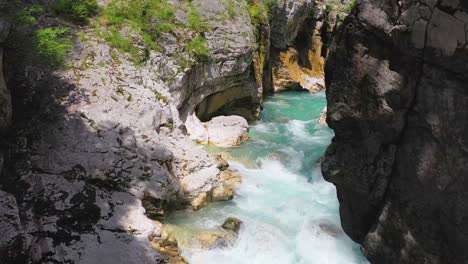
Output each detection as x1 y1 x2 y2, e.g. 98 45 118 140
53 0 99 23
36 27 73 67
246 0 277 75
326 0 357 15
342 0 357 13
100 0 178 38
96 0 178 62
7 4 74 68
325 0 357 28
15 4 43 25
247 0 277 28
187 35 210 60
97 0 210 64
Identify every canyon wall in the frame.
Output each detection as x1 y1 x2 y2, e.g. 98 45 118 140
0 0 257 262
0 0 349 262
323 0 468 263
267 0 343 93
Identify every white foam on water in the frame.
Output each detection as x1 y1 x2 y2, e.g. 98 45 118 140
295 222 363 264
286 120 333 147
171 93 367 264
179 160 367 264
264 100 290 107
287 120 311 141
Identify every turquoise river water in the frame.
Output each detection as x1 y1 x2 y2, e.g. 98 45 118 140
166 92 368 264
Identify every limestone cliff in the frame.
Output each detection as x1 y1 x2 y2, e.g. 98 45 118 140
267 0 346 93
0 0 258 262
0 0 354 262
323 0 468 263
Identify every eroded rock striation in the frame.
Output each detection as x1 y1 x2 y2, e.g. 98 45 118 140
323 0 468 263
0 0 257 262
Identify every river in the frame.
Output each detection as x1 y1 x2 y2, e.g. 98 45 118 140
166 91 368 264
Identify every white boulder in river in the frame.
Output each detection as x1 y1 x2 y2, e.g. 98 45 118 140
186 115 250 147
205 116 250 147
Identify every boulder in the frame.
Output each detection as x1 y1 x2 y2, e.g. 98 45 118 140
215 154 229 171
191 231 235 250
190 192 209 210
212 169 242 202
318 223 342 237
205 116 249 147
220 170 242 187
221 217 242 235
151 222 188 264
211 184 233 202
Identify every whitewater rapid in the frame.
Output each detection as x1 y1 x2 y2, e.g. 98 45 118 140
167 92 368 264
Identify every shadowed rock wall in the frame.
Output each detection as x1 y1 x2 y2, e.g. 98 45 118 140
323 0 468 263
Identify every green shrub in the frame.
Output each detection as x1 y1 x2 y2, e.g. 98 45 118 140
225 0 236 19
247 0 277 28
36 27 73 67
54 0 99 23
99 0 211 64
102 28 138 57
187 35 210 60
101 0 177 38
15 4 43 25
343 0 357 13
187 2 208 32
99 0 177 58
326 0 357 14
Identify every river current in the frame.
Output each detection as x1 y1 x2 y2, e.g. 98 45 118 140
167 92 368 264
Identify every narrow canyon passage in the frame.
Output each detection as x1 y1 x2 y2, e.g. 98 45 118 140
167 92 368 264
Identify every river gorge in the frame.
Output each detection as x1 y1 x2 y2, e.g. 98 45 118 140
167 92 367 264
0 0 466 263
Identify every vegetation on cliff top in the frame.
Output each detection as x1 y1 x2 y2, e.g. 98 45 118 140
53 0 99 23
8 0 213 67
7 0 98 68
8 0 355 70
96 0 211 63
35 27 73 67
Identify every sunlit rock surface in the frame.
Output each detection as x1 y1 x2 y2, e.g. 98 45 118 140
0 0 258 262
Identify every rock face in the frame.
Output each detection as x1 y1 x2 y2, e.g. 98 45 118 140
177 0 261 123
267 0 345 93
0 9 11 134
0 191 21 262
270 0 316 49
270 0 325 92
0 3 15 262
323 0 468 263
0 0 257 262
0 0 351 262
